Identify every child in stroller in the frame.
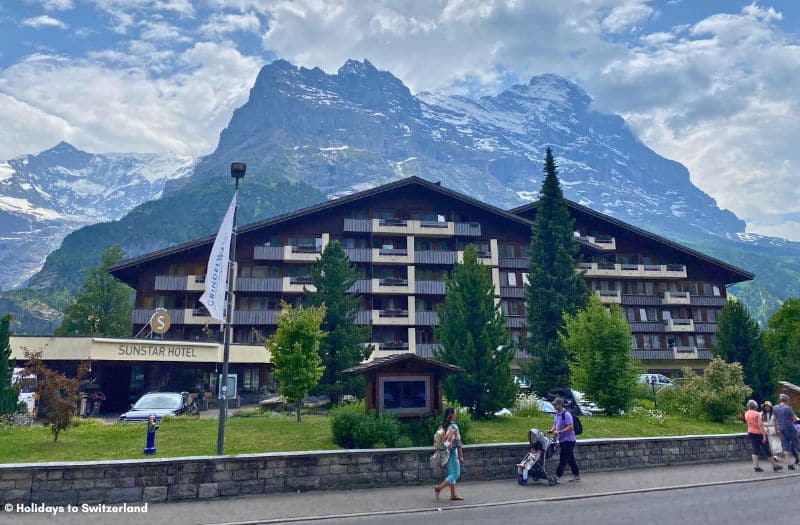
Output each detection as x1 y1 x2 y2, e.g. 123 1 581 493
517 428 559 486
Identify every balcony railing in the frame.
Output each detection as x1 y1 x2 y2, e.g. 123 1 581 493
419 220 448 229
476 250 492 259
663 291 691 305
289 276 313 285
291 245 321 254
379 341 409 351
378 309 409 318
378 248 408 256
578 262 687 278
578 235 616 251
596 290 622 303
379 277 408 287
665 318 695 332
379 218 407 226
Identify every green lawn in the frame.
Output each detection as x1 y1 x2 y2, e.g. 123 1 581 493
0 413 743 464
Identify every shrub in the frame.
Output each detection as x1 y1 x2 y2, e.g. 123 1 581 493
232 408 261 418
395 436 414 448
513 393 542 418
331 402 400 449
661 358 752 423
398 415 441 447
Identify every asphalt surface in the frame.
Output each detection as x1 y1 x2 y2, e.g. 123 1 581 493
4 461 798 525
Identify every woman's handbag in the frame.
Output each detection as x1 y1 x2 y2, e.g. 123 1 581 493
429 428 450 469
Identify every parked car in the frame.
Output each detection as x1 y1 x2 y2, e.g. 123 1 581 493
638 374 675 391
118 392 198 422
545 388 599 416
537 399 556 414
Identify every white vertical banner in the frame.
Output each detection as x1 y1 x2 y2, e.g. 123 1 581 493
200 192 237 321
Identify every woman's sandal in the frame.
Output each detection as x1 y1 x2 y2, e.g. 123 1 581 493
434 486 441 501
450 496 464 501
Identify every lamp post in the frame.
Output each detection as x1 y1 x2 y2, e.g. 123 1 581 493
650 376 658 411
216 162 246 455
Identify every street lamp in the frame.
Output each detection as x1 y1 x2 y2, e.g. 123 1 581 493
216 162 246 455
650 376 658 411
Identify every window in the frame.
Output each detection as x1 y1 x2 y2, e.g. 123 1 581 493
501 300 524 317
417 268 448 281
288 236 318 248
631 335 638 349
712 285 721 297
626 308 636 322
341 238 367 249
374 209 399 219
242 368 260 390
522 273 529 285
644 282 654 295
697 335 707 348
240 265 280 278
350 208 367 219
379 376 430 415
498 243 516 258
706 309 717 323
662 310 671 321
703 283 713 296
639 308 647 322
287 265 313 278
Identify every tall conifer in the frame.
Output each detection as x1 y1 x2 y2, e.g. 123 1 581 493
525 148 588 394
0 314 19 416
307 240 371 403
435 245 516 417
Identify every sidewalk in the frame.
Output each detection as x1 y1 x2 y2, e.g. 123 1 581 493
5 461 798 525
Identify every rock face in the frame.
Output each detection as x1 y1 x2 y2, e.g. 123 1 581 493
0 142 194 290
180 59 798 321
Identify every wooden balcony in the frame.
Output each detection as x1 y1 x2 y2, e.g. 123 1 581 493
665 318 695 332
662 291 691 305
578 235 616 251
154 274 205 292
578 262 687 279
596 290 622 304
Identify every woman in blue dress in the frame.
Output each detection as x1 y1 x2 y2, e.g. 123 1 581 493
434 407 464 501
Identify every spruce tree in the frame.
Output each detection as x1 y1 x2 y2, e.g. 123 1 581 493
0 314 19 416
715 299 774 401
307 240 371 403
435 244 516 417
55 245 133 337
526 148 588 394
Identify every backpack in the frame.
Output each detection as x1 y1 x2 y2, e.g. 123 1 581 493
429 427 450 469
572 414 583 436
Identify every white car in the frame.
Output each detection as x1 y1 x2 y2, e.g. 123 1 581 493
638 374 675 391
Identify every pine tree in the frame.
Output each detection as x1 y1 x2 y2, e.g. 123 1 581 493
55 245 133 337
307 241 371 403
0 314 19 416
562 295 640 414
435 244 516 417
267 304 326 422
715 299 774 401
526 148 588 394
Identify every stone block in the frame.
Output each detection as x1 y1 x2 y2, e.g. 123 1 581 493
167 484 198 500
0 489 30 503
198 483 218 499
239 479 265 495
217 481 239 497
30 490 77 505
105 487 143 503
142 486 168 502
77 488 107 504
231 470 257 481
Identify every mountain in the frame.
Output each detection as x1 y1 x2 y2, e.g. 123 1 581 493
174 59 799 321
8 59 799 332
0 142 194 290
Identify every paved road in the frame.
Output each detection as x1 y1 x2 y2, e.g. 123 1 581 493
4 462 798 525
298 478 798 525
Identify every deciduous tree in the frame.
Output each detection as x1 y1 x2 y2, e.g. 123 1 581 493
267 304 326 422
22 352 84 441
764 298 800 385
562 295 640 414
55 245 133 337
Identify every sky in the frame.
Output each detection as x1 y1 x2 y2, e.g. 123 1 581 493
0 0 799 240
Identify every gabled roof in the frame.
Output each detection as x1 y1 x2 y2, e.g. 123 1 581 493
344 353 464 375
109 176 538 276
510 200 754 282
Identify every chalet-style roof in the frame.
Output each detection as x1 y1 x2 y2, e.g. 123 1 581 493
109 176 544 276
344 353 464 375
510 200 754 282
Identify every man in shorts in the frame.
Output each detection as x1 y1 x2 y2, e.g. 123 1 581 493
774 394 799 470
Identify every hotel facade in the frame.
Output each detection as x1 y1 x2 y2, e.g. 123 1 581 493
97 176 752 398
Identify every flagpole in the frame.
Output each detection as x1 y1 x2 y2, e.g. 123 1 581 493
216 162 246 455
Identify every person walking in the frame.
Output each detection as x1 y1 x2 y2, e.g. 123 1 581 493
744 400 779 472
774 394 799 470
549 398 580 482
762 401 784 470
433 407 464 501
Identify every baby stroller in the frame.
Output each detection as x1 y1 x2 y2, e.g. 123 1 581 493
517 428 559 486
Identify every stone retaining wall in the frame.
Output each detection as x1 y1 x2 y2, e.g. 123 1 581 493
0 434 749 505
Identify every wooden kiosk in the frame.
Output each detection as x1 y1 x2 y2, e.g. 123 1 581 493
345 354 464 417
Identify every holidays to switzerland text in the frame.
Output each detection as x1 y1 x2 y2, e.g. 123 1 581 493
6 503 148 515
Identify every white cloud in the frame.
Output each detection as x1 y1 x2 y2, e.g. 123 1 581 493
0 42 263 158
31 0 75 11
22 15 67 29
601 0 656 33
200 11 261 37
